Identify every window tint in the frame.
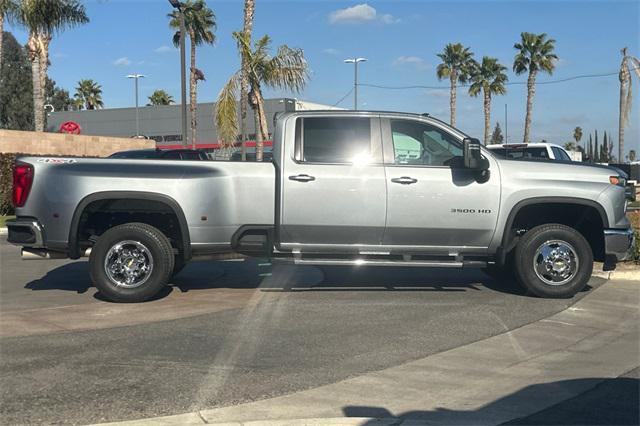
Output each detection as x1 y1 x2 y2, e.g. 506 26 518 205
391 120 462 166
300 117 371 163
552 147 571 161
163 151 181 159
181 151 201 160
110 150 158 159
491 147 549 160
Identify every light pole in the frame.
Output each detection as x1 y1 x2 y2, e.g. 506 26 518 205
344 58 367 110
169 0 189 147
127 74 145 138
504 103 509 143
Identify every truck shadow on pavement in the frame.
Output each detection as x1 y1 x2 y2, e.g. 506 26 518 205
21 258 575 301
23 261 92 294
342 374 639 426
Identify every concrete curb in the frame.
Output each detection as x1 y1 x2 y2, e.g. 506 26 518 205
92 278 639 426
592 268 640 281
97 416 400 426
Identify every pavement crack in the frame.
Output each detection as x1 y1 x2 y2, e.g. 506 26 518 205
197 410 209 424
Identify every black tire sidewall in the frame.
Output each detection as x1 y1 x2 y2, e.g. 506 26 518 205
515 224 593 298
89 224 174 303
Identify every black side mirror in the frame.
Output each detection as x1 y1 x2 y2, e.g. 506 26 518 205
463 138 489 171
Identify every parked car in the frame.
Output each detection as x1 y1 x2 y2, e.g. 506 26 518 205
109 148 208 161
229 148 274 162
7 111 635 302
487 143 573 162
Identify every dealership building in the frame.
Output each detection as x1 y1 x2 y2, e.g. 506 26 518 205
47 98 340 154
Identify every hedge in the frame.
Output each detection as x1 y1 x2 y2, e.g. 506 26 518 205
0 153 17 216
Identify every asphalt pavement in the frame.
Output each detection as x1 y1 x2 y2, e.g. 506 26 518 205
0 240 611 425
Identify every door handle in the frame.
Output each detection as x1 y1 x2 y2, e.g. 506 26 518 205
289 174 316 183
391 176 418 185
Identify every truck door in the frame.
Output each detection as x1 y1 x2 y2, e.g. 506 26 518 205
381 117 500 252
278 115 387 250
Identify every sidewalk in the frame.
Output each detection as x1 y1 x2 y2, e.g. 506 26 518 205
95 277 639 426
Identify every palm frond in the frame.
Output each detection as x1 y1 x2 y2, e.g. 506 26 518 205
262 45 309 92
215 73 240 145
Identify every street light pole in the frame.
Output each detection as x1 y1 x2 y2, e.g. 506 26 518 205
169 0 189 147
504 103 508 143
344 58 367 110
127 74 145 137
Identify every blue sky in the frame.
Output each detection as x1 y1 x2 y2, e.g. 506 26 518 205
7 0 640 155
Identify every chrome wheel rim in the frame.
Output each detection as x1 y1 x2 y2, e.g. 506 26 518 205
533 239 579 286
104 240 154 288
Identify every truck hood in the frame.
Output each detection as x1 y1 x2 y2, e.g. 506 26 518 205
493 157 620 186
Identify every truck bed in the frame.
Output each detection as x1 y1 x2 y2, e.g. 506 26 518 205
15 157 276 253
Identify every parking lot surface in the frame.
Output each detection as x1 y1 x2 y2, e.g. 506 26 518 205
0 240 603 424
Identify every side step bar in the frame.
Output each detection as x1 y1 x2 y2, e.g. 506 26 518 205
273 258 486 268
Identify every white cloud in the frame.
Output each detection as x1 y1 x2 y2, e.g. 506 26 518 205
323 48 341 55
155 45 173 54
393 56 429 70
380 13 401 24
113 57 131 67
328 3 399 25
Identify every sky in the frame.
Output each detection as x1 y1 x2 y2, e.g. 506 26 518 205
6 0 640 156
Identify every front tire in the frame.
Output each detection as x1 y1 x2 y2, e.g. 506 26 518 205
514 224 593 298
89 223 174 303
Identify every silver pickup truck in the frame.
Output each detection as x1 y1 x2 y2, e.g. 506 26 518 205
7 111 635 302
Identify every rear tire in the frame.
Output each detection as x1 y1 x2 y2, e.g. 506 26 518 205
514 224 593 298
89 223 174 303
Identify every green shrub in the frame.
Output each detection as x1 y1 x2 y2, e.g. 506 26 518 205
0 153 17 216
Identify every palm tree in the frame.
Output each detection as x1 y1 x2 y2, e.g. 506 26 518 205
513 32 558 143
74 79 103 110
436 43 474 127
618 47 640 162
169 0 215 147
15 0 88 131
148 89 174 106
573 126 583 145
216 33 308 161
0 0 17 74
239 0 255 161
468 56 508 145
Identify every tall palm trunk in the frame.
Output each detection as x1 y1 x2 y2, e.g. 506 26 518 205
253 86 269 162
27 34 44 132
39 34 50 128
618 70 628 162
189 29 197 148
449 70 457 127
483 89 491 145
523 69 537 143
0 15 4 75
240 0 255 161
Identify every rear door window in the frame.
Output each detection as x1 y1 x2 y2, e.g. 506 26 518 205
297 117 373 164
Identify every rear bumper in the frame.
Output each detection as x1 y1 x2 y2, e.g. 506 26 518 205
604 227 635 262
5 218 45 248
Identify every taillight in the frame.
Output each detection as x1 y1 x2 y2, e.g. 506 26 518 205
12 164 33 208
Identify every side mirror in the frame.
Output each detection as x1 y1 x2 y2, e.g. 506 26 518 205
463 137 489 170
